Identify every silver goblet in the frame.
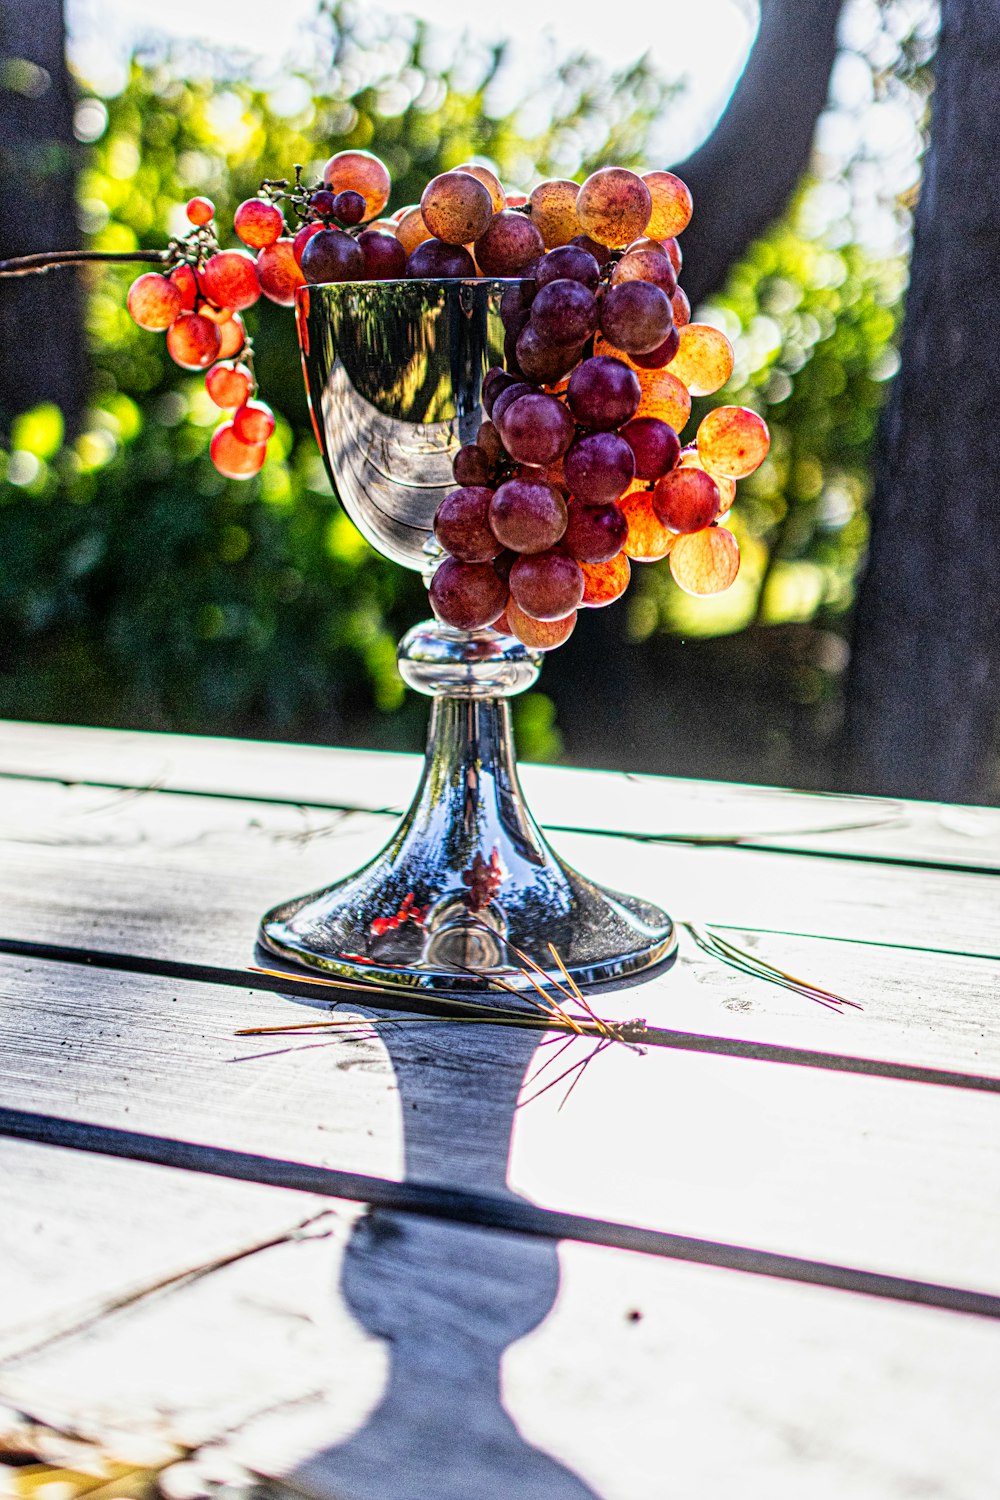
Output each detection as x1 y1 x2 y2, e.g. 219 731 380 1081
258 278 675 991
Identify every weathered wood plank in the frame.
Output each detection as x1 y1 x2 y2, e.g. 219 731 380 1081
2 1183 998 1500
3 717 999 870
3 953 1000 1296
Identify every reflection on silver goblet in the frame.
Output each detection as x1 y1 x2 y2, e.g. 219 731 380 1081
258 278 676 991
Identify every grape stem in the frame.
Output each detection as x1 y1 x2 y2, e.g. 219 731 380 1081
0 248 172 279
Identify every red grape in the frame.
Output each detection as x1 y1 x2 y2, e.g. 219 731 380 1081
474 211 544 275
430 557 507 630
651 467 720 533
421 171 494 245
434 486 502 562
569 233 613 268
127 273 182 331
210 422 266 479
671 285 691 328
201 250 261 311
669 526 740 595
662 237 683 274
234 198 283 248
293 221 323 266
301 228 365 283
256 238 306 305
482 367 516 415
489 478 568 553
562 500 627 563
529 278 599 345
453 444 492 485
169 263 198 311
611 246 677 296
677 445 737 512
186 197 214 226
233 399 276 445
505 597 577 650
576 167 652 247
567 356 641 429
621 416 681 480
406 239 476 278
205 361 252 409
696 406 770 478
166 312 221 369
322 150 391 219
497 392 575 466
629 327 681 369
600 281 673 356
332 189 367 226
358 229 407 279
580 552 630 607
564 431 635 503
509 549 585 620
491 381 533 427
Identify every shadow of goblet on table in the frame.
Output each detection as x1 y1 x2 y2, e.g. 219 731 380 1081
290 1016 601 1500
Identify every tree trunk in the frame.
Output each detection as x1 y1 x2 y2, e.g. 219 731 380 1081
0 0 86 435
672 0 845 309
841 0 1000 802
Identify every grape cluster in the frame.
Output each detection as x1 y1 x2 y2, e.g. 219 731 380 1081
126 151 770 641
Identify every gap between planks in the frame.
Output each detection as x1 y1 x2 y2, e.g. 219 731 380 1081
3 1105 1000 1324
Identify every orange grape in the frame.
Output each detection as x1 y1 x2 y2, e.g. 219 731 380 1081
669 526 740 595
455 162 505 212
196 299 234 324
256 238 306 306
205 362 252 409
217 314 245 359
668 323 735 397
168 263 197 311
505 597 577 650
166 312 221 369
677 445 736 511
576 167 652 248
620 484 675 562
611 246 676 295
420 171 494 245
662 237 682 273
233 400 275 444
396 206 433 256
651 467 720 533
642 171 693 239
186 196 214 226
580 552 630 607
322 150 391 219
697 406 770 478
671 285 691 328
234 198 283 248
201 250 261 311
635 368 692 431
529 179 582 248
210 422 267 479
127 273 182 331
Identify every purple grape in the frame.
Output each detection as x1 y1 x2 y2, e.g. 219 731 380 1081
630 326 680 369
570 233 613 268
509 550 585 620
491 380 534 428
535 244 600 292
620 416 681 480
515 323 583 385
434 486 503 562
405 239 477 277
562 501 628 563
357 230 407 280
301 228 364 283
600 281 674 355
497 392 575 467
453 444 492 485
475 211 545 275
529 279 599 346
566 356 641 429
332 189 366 226
489 478 568 553
430 557 507 630
482 367 515 415
564 431 636 504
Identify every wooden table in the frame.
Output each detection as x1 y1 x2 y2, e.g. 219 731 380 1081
1 718 999 1499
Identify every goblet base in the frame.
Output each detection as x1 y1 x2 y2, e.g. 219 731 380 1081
258 624 675 995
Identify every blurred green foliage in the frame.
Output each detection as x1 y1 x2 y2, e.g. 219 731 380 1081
0 0 923 764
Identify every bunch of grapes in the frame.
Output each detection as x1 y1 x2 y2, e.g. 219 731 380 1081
126 150 770 648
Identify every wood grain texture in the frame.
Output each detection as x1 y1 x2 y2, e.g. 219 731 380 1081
4 717 1000 870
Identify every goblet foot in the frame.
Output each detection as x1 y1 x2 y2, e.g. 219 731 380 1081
258 624 675 994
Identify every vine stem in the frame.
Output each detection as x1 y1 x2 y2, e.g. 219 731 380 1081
0 248 171 279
